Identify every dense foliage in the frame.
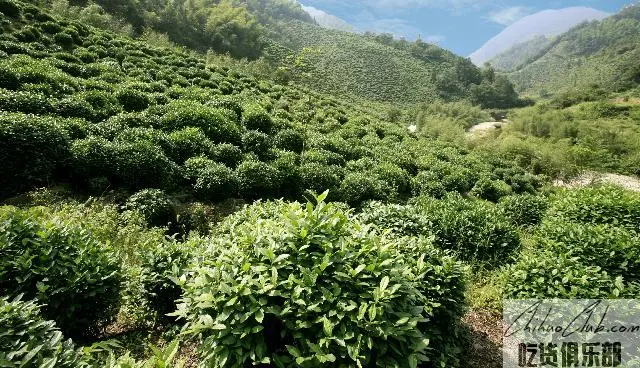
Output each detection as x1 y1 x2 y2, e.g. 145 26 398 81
0 296 82 367
175 195 468 367
0 206 122 339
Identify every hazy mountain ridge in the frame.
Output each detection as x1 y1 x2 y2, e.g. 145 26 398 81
506 3 640 95
488 35 554 72
470 7 610 65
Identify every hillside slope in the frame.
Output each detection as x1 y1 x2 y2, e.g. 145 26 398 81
43 0 521 105
507 4 640 96
470 7 609 66
487 35 554 72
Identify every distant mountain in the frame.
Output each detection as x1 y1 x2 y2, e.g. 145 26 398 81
507 4 640 95
300 4 354 32
470 7 610 65
488 35 554 72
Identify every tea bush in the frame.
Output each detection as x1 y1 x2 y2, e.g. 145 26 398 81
162 102 242 145
411 171 447 198
339 172 386 206
372 163 410 197
503 250 623 299
175 195 467 367
166 127 213 164
125 189 175 227
0 206 122 338
53 96 95 119
298 162 342 196
237 160 281 199
0 0 21 18
416 196 520 264
274 128 305 153
364 196 521 265
0 296 81 367
470 177 512 202
0 89 51 114
242 103 274 133
242 130 273 159
187 159 239 201
115 87 151 112
548 186 640 232
358 202 431 237
0 113 71 196
111 140 177 189
538 220 640 282
70 136 116 183
272 150 302 197
138 239 194 322
499 194 549 227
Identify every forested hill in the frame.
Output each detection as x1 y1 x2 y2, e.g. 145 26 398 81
265 20 520 104
39 0 523 106
506 3 640 96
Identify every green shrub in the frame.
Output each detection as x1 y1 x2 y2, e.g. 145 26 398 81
499 194 548 227
0 296 81 367
115 88 151 112
372 163 410 197
358 202 431 238
399 196 521 265
298 163 342 196
274 128 305 153
538 220 640 282
242 130 273 159
0 89 51 114
470 177 512 202
53 96 95 119
411 171 447 198
70 136 116 183
125 189 175 227
242 103 274 133
209 143 243 168
53 32 73 49
272 150 301 197
0 66 19 90
236 160 281 199
0 113 70 196
175 196 467 367
138 239 194 322
339 172 386 206
302 149 345 167
166 127 213 164
0 207 122 338
503 250 622 299
162 102 242 145
0 0 20 18
548 186 640 232
79 90 121 121
186 158 239 201
112 140 178 189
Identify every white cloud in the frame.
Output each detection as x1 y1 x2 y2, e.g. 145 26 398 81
301 4 355 31
488 6 531 25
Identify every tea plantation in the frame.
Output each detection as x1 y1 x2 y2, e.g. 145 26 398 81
1 0 639 367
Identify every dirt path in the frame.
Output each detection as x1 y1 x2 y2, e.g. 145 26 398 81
554 171 640 192
462 309 503 368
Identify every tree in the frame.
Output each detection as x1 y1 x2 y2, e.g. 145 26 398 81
204 0 263 58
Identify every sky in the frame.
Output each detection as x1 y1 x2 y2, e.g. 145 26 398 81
298 0 636 56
